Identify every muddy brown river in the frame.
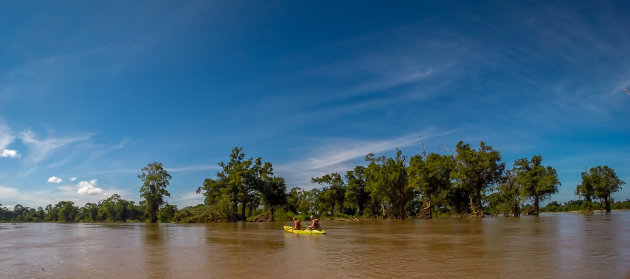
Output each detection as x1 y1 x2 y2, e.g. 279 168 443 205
1 212 629 278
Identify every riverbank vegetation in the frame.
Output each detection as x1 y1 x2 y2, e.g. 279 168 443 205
0 141 626 223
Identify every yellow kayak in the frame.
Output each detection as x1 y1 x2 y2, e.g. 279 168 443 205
283 225 325 234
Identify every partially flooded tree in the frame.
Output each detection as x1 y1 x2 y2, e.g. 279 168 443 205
139 162 171 223
514 155 560 216
197 148 251 221
56 201 78 223
259 177 287 221
452 141 504 216
408 153 454 219
158 203 178 223
248 157 275 218
197 147 285 221
364 149 409 219
312 173 346 218
345 166 369 216
577 165 624 212
497 170 521 216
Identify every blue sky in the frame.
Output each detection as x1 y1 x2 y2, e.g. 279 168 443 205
1 0 629 209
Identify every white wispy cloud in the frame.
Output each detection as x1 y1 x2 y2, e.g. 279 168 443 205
167 164 220 172
0 186 55 208
341 68 434 98
47 176 63 183
303 130 454 170
0 122 20 158
0 186 19 198
173 191 205 207
275 130 456 188
69 177 77 182
76 179 103 195
20 130 91 164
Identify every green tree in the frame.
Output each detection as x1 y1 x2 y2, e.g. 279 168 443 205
496 170 521 216
36 207 45 221
56 201 78 223
158 203 177 223
485 192 504 216
197 147 281 221
452 141 505 216
514 155 560 216
576 172 595 204
286 187 319 216
344 166 369 216
0 204 14 221
364 149 409 219
197 147 251 221
81 203 99 222
98 194 133 222
312 173 346 218
12 204 26 222
577 166 625 212
408 153 454 218
139 162 172 223
247 157 275 218
44 204 58 222
259 177 288 221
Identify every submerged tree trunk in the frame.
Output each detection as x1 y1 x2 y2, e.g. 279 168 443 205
469 194 476 216
381 204 387 218
469 194 483 217
148 203 158 223
533 195 540 216
604 195 611 213
398 189 406 220
241 200 247 221
512 203 520 217
331 202 335 219
419 195 432 219
270 206 275 222
232 200 238 221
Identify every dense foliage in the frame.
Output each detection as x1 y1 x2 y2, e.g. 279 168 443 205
195 147 285 222
2 142 628 223
139 162 172 223
540 199 630 212
575 165 625 212
0 194 153 222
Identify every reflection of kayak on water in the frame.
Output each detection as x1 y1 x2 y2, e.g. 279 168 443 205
283 225 326 234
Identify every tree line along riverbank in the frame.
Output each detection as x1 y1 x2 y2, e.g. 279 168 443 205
1 141 626 223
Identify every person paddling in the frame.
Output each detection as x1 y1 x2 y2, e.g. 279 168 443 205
292 217 303 230
307 215 320 230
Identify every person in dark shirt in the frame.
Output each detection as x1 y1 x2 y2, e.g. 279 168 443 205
307 215 320 230
292 217 303 230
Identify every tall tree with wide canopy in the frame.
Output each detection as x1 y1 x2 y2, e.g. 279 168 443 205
312 172 346 218
496 170 521 216
452 141 504 216
364 149 409 219
514 155 560 216
577 165 625 212
139 162 171 223
197 147 252 221
246 157 274 218
287 187 320 216
344 166 369 216
259 177 288 221
408 153 454 219
197 147 283 221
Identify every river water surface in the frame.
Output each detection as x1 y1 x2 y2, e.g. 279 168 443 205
1 212 629 278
